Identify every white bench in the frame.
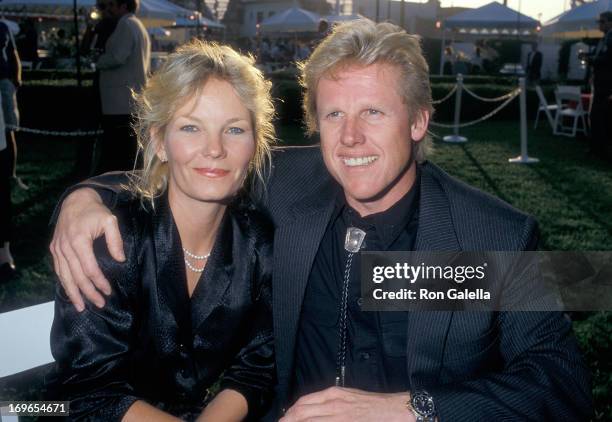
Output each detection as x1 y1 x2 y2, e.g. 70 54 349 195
0 301 55 422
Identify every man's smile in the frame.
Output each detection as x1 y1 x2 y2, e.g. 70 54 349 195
341 155 379 167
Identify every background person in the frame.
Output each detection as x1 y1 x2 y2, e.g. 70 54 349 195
526 42 543 84
48 41 276 420
583 11 612 157
94 0 150 174
0 19 21 282
75 0 118 178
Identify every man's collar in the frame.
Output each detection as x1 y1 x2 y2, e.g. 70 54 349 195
336 165 421 248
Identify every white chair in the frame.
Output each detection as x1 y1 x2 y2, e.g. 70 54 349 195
0 301 55 422
553 86 588 137
534 85 558 129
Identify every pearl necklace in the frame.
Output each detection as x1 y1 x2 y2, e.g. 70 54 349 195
183 248 211 260
183 248 211 273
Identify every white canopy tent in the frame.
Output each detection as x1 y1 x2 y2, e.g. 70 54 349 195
143 0 195 20
322 13 369 24
0 0 185 26
440 2 541 75
444 2 540 35
259 6 320 33
542 0 612 39
172 15 224 29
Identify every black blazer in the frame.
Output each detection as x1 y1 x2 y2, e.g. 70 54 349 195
591 30 612 88
263 147 591 421
526 50 543 81
49 193 275 421
59 146 592 421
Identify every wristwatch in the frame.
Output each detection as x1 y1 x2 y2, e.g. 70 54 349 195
409 390 436 422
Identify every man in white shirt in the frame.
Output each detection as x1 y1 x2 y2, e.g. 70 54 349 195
95 0 150 174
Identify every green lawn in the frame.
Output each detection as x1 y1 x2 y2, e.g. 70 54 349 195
1 121 611 419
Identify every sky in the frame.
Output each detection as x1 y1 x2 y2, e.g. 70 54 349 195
438 0 568 23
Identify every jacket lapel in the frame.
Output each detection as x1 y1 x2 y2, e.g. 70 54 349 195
151 195 232 337
151 196 184 343
406 163 460 389
273 181 339 386
189 214 233 333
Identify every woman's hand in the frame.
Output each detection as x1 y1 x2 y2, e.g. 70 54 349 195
50 187 125 311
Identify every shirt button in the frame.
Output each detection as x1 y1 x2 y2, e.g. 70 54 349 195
357 298 364 306
360 352 371 360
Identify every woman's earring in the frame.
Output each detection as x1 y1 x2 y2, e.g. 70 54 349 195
160 156 168 163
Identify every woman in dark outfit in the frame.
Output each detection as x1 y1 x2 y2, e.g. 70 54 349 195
49 40 276 421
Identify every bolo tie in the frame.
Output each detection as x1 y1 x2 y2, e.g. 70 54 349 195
335 227 366 387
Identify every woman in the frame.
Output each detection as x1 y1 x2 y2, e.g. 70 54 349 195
49 40 276 421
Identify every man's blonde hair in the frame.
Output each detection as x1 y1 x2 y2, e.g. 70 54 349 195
130 40 275 202
299 19 433 162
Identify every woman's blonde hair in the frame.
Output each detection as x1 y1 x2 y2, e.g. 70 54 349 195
130 40 275 202
298 20 434 162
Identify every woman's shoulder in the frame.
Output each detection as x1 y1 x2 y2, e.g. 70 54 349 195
92 193 153 296
111 192 154 241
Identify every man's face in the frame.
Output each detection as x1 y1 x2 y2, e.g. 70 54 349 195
316 63 429 216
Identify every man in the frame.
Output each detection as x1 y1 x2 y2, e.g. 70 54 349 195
584 12 612 156
526 42 543 84
0 19 21 282
95 0 150 174
50 21 591 421
74 0 118 178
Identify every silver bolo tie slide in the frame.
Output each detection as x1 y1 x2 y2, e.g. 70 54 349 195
335 227 367 387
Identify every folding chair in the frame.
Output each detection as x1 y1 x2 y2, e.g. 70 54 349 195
0 301 55 422
553 86 588 137
534 85 558 129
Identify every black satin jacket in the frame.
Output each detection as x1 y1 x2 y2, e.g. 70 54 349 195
49 193 275 421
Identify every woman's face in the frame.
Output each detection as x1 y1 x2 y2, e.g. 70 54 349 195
158 78 256 205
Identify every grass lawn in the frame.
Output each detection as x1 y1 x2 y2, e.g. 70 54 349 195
1 121 611 419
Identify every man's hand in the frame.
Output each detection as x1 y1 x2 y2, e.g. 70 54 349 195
49 188 125 311
280 387 414 422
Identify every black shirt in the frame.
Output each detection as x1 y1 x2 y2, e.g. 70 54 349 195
294 172 420 398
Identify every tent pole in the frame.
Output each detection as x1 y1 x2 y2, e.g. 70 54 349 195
195 0 202 39
73 0 82 88
439 27 446 75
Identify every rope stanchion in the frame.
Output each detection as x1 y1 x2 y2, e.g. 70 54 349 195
7 125 103 137
462 85 518 103
509 78 539 164
442 74 468 143
429 88 520 129
432 84 458 105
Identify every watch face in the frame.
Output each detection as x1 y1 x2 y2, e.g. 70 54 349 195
412 391 435 417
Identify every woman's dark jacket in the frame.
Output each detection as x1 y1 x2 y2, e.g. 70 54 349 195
49 193 275 421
